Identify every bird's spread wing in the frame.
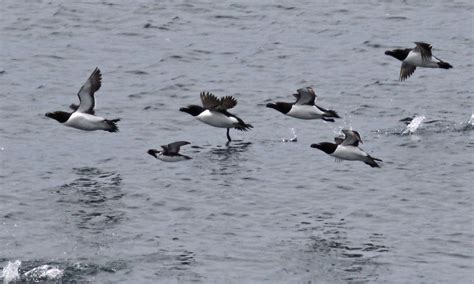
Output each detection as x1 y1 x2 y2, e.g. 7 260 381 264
341 129 363 146
200 92 220 109
217 96 237 110
400 62 416 81
200 92 238 110
75 67 102 114
293 87 316 105
414 42 433 62
164 141 190 154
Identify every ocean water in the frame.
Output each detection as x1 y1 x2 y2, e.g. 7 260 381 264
1 0 473 283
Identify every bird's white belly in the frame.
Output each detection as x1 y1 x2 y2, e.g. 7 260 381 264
157 154 188 162
197 110 237 128
404 52 439 68
65 113 106 131
287 105 323 119
332 146 367 161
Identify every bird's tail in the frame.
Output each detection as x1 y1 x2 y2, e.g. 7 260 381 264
316 106 340 122
322 117 335 122
105 118 120 133
437 61 453 69
364 156 382 168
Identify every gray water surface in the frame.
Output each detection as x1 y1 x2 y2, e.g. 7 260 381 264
1 0 473 283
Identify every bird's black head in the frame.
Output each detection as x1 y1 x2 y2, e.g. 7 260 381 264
384 48 411 61
147 149 159 158
45 111 71 123
266 102 292 114
310 142 338 155
179 105 205 117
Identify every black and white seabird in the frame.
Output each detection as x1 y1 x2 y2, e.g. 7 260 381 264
148 141 192 162
45 67 120 132
385 42 453 81
266 87 340 122
310 129 382 168
180 92 253 142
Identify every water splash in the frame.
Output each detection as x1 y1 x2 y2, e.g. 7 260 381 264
1 260 21 283
402 115 426 135
23 265 63 281
467 113 474 127
282 128 297 142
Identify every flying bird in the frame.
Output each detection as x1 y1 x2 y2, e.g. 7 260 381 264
180 92 253 142
385 42 452 81
266 87 339 122
148 141 192 162
310 129 382 168
45 67 120 132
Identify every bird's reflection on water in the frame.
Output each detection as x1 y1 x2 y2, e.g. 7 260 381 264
191 141 253 187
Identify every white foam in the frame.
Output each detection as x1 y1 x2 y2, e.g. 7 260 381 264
24 265 63 281
402 115 425 135
1 260 21 284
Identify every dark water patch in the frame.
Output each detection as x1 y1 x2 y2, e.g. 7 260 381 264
386 16 408 20
362 40 384 48
160 54 201 63
193 49 212 55
125 70 149 75
129 91 151 99
214 15 240 20
143 23 156 29
273 4 296 10
116 32 142 36
33 54 65 60
158 83 194 92
333 8 350 13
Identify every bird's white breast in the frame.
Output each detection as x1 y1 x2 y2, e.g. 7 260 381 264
331 146 368 161
157 154 188 162
404 51 439 68
196 110 237 128
287 105 324 119
65 112 106 131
